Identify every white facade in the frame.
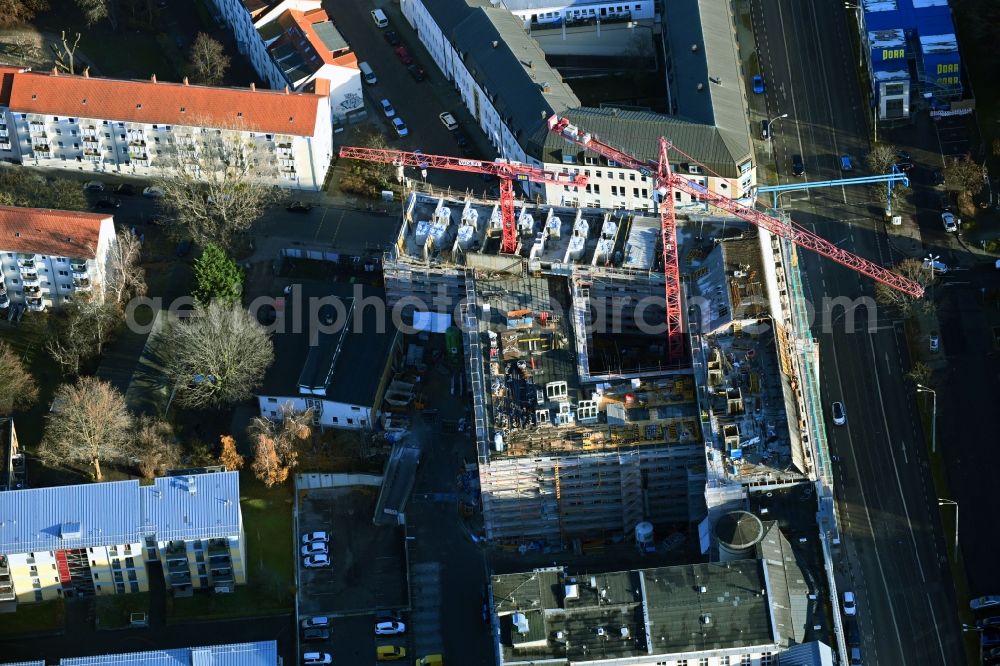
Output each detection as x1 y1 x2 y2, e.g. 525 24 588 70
210 0 364 122
0 211 115 312
257 395 376 430
506 0 655 25
540 163 755 211
400 0 530 167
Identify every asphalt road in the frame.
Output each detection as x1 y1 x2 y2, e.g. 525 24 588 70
749 0 966 663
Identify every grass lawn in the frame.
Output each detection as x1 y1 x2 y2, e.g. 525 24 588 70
95 592 150 630
167 470 294 623
0 599 64 635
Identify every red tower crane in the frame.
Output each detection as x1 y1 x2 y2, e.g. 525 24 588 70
546 114 924 365
338 146 588 254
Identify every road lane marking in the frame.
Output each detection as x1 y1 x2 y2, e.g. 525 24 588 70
926 591 948 664
866 331 926 585
827 330 906 661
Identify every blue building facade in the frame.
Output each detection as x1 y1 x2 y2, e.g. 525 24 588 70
855 0 962 122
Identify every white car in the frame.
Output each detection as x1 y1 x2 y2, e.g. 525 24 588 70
831 402 846 426
303 553 331 568
392 117 408 138
380 99 396 118
301 616 330 629
303 653 332 665
843 590 857 616
438 112 458 131
143 186 165 198
302 541 328 556
941 210 958 232
302 531 329 544
375 620 407 635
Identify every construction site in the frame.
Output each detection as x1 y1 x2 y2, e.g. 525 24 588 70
380 191 822 546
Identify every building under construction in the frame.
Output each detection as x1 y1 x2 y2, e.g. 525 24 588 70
384 192 818 545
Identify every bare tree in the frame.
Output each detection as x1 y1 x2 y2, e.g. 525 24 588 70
154 125 279 248
49 30 82 75
0 342 39 415
907 361 932 388
218 434 245 471
40 377 134 481
188 33 230 85
0 0 49 28
105 229 147 310
134 415 182 479
248 405 311 487
161 300 274 408
874 258 936 316
942 154 986 196
46 298 120 375
866 143 910 206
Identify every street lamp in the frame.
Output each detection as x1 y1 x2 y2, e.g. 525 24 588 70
938 498 958 556
962 624 983 665
767 113 788 158
916 383 936 454
925 253 939 300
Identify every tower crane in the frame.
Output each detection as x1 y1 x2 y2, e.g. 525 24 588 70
546 114 924 365
338 146 588 254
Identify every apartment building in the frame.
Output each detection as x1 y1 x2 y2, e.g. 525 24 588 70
490 522 828 665
0 66 334 190
1 641 279 665
211 0 364 122
502 0 656 27
0 206 116 312
0 471 245 607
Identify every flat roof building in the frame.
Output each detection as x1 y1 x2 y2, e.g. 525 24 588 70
58 641 278 666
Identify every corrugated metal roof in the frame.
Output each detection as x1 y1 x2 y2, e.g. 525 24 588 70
538 107 748 177
60 641 278 665
1 661 46 666
141 472 242 543
0 472 241 555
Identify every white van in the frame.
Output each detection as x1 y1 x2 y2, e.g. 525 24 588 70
359 61 377 85
371 8 389 27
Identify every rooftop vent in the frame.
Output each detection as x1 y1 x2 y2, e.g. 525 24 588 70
512 612 529 634
620 626 630 638
183 77 189 85
701 614 712 625
699 585 707 593
151 74 157 83
82 66 90 78
697 83 704 91
186 475 197 494
492 40 499 48
60 522 82 539
250 82 256 92
691 43 699 52
564 583 579 601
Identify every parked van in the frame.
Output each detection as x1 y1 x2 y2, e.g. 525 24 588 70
359 61 377 85
371 8 389 27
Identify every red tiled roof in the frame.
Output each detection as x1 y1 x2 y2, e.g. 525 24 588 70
0 206 109 259
7 69 326 136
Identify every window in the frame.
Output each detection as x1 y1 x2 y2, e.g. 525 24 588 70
130 581 140 593
58 270 68 276
618 172 625 180
267 397 277 403
720 658 730 666
332 417 339 423
633 188 640 197
699 659 709 666
347 418 354 425
760 653 774 666
611 185 618 196
53 116 59 121
94 573 99 580
629 172 636 181
34 590 43 602
740 656 752 666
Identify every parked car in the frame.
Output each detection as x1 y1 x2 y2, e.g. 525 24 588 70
752 74 765 94
114 183 136 195
895 150 913 171
791 154 804 176
394 46 413 65
392 117 409 138
301 541 328 556
929 333 940 352
849 646 862 665
303 554 331 568
302 653 332 665
839 154 854 171
286 201 313 214
941 210 959 232
301 616 330 629
380 99 396 118
376 621 407 635
383 29 400 46
303 627 329 642
978 616 1000 629
302 531 329 544
143 186 165 198
843 590 856 615
376 645 407 661
439 112 459 130
407 64 426 81
972 596 1000 611
832 402 846 426
93 197 120 210
84 180 105 191
760 119 770 140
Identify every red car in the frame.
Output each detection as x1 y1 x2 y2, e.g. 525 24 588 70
395 46 413 65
